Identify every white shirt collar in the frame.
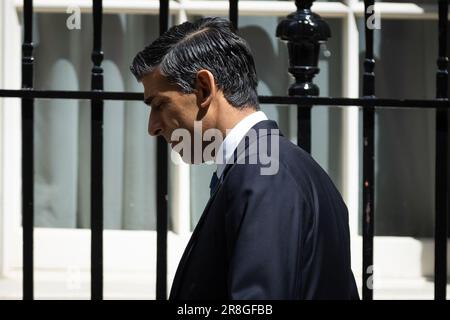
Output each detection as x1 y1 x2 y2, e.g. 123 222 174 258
215 111 268 177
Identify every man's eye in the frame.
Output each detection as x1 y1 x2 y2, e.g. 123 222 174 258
153 104 163 110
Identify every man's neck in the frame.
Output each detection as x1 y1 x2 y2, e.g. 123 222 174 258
215 105 257 138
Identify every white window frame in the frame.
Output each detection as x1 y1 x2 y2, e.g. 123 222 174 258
0 0 449 299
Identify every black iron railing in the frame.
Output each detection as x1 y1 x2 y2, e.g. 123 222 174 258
90 0 104 301
362 0 376 301
0 0 448 300
21 0 34 302
435 0 449 301
157 0 169 301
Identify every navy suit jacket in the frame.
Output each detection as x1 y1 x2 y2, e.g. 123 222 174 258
169 120 359 300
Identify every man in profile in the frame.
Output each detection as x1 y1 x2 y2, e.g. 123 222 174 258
130 17 359 300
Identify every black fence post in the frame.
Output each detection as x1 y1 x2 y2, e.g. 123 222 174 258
229 0 238 31
276 0 330 153
435 0 448 301
362 0 376 301
91 0 104 300
21 0 34 301
156 0 169 301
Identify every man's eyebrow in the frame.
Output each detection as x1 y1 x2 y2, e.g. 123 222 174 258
145 95 170 107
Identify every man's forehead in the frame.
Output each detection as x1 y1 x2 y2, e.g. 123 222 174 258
142 69 177 103
142 70 165 95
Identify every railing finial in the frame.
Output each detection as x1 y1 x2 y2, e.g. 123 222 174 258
276 0 330 96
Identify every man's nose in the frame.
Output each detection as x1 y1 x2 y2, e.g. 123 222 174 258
148 111 163 136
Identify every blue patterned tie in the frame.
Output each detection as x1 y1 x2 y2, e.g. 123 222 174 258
209 171 219 196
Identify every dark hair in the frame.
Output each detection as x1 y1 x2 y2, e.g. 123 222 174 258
130 17 259 109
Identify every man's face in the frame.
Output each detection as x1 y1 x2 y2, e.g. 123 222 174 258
142 69 200 149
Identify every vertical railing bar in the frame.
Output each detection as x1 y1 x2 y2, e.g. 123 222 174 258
91 0 104 300
229 0 238 31
362 0 375 301
297 107 311 153
21 0 34 301
434 0 448 301
156 0 169 301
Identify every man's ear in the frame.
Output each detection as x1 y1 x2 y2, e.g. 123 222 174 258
194 70 216 108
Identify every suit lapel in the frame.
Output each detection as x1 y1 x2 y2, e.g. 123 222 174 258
169 182 222 299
